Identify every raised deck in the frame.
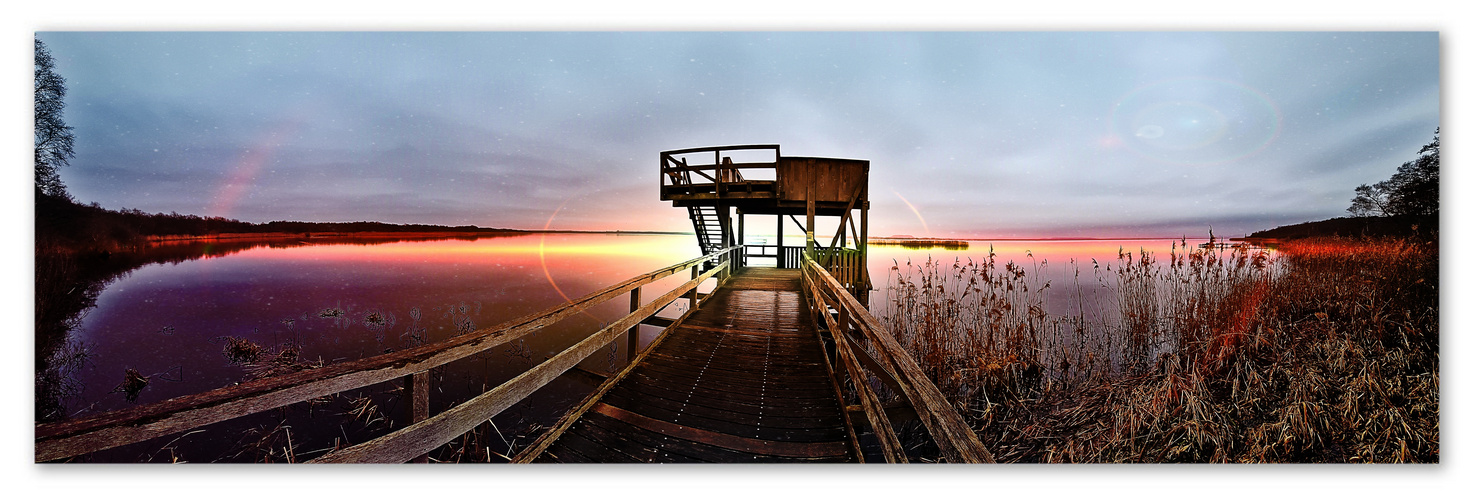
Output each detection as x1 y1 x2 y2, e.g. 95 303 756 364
520 268 853 462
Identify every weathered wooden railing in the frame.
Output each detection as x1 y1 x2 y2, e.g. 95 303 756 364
35 247 743 463
812 247 867 297
800 252 995 463
659 144 780 199
741 244 799 268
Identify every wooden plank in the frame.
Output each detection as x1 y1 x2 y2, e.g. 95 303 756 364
661 144 780 156
575 411 768 463
640 352 831 375
564 413 708 463
603 380 845 424
309 262 728 463
608 374 842 415
591 403 847 458
599 389 845 431
632 359 836 389
547 428 649 463
640 316 674 328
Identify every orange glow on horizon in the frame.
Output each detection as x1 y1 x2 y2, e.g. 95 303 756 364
229 234 696 264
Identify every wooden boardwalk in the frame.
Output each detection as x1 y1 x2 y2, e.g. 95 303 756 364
521 267 856 463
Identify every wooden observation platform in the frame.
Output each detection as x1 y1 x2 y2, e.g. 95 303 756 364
34 145 991 464
658 144 871 298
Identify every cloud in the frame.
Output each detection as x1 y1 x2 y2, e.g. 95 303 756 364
40 31 1440 237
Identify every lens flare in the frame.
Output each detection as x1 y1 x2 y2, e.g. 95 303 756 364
1110 77 1281 166
539 195 607 323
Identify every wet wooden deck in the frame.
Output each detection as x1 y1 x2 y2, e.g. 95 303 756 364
526 267 855 463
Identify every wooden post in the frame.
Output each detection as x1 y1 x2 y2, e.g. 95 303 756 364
719 204 732 249
403 371 429 463
737 210 745 269
776 214 785 268
738 210 745 250
859 183 869 306
688 266 700 311
627 286 641 363
806 198 815 259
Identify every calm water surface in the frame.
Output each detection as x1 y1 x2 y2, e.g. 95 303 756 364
51 233 1222 461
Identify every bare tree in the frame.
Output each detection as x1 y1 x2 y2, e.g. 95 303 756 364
35 38 74 199
1348 182 1393 217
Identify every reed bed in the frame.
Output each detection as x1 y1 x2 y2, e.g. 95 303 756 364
880 238 1437 462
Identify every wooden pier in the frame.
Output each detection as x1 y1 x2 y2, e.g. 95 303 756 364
515 267 852 462
35 145 992 464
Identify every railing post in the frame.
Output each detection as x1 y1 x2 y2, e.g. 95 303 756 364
627 286 641 363
403 371 429 463
688 266 701 311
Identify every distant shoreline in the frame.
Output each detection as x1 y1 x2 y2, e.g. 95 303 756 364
142 229 693 243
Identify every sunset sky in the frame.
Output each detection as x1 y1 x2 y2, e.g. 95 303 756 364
34 31 1439 239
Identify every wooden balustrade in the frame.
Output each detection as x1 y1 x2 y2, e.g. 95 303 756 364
36 247 741 463
800 252 995 463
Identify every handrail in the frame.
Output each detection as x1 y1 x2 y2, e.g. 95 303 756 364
800 252 995 463
35 246 742 462
660 144 780 156
660 145 781 198
311 260 730 463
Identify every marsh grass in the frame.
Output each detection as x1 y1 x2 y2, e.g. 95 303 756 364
218 336 265 363
882 238 1437 462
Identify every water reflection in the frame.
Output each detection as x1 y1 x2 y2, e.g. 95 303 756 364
36 232 1262 462
37 232 705 462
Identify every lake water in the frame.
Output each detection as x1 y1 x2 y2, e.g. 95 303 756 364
42 232 1233 462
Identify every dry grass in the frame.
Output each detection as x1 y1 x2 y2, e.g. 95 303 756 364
882 237 1438 463
242 343 325 380
219 336 264 363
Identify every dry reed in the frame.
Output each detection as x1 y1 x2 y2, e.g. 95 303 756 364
882 237 1437 463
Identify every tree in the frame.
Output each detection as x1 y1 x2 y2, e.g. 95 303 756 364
1348 128 1439 217
1348 182 1393 217
1386 128 1439 216
35 38 75 199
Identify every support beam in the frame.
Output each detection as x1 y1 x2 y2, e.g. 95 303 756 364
777 214 785 268
806 198 815 257
859 184 870 304
788 214 807 234
738 210 745 250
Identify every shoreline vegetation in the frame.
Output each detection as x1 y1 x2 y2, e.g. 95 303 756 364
881 223 1437 462
36 191 684 254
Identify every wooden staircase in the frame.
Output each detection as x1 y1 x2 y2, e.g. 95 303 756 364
687 205 726 255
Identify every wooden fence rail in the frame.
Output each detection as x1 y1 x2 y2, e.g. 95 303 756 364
800 252 995 463
35 247 741 463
